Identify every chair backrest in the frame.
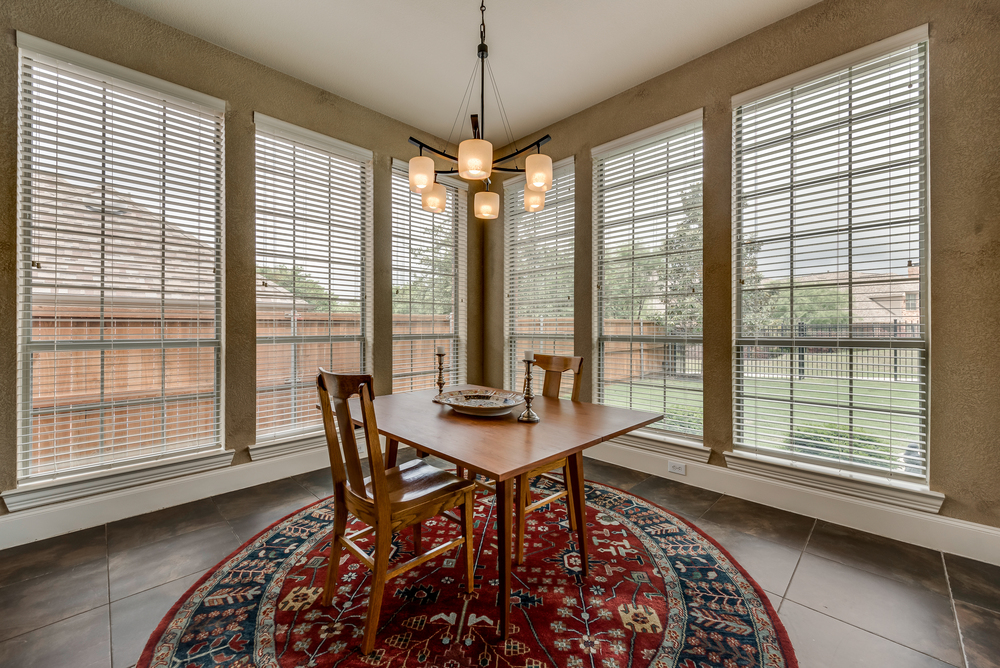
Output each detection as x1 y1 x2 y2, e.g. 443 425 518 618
532 354 584 401
316 369 388 504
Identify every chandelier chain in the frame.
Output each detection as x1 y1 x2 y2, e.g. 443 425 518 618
480 2 486 43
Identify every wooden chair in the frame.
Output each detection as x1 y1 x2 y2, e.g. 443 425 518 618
316 369 476 655
514 354 584 564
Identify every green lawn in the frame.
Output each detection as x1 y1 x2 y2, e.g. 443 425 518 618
600 349 924 474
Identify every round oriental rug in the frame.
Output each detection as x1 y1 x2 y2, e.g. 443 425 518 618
139 478 797 668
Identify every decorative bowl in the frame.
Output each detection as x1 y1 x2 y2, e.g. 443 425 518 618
435 388 525 417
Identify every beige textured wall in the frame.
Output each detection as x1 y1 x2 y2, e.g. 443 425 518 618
0 0 475 491
492 0 1000 527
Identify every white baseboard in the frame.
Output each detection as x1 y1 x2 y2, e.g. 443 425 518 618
587 441 1000 567
0 444 331 551
6 437 997 568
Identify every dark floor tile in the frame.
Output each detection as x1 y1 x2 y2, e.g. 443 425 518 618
228 497 321 544
581 457 649 490
806 521 949 596
785 553 964 665
0 526 106 586
945 553 1000 614
0 606 111 668
107 498 228 556
396 447 418 465
629 475 722 521
779 600 958 668
293 468 334 499
212 478 317 521
110 572 200 668
108 523 240 602
955 600 1000 668
0 557 109 642
695 518 802 596
700 495 814 550
420 455 457 471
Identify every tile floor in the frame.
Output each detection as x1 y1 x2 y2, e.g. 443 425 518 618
0 452 998 668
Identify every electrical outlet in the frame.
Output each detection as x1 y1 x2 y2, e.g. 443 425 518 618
667 461 687 476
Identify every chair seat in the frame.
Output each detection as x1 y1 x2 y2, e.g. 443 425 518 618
367 459 475 510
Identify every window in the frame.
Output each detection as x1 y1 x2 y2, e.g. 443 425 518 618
16 35 225 480
255 115 372 442
905 292 918 311
594 113 704 437
733 33 928 479
504 161 575 393
391 164 467 392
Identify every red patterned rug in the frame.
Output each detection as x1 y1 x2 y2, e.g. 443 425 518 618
139 477 797 668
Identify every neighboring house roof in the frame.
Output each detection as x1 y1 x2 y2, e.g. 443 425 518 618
791 270 920 322
27 178 307 313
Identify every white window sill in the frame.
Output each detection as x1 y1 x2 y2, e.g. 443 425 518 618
724 450 944 513
249 432 328 460
608 429 712 464
1 448 235 512
249 427 369 463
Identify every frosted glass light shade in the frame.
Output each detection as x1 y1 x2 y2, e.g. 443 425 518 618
475 191 500 219
422 182 447 214
525 153 552 192
408 156 435 192
458 138 493 180
524 189 545 213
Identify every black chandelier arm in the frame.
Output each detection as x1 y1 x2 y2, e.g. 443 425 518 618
427 166 526 175
407 134 552 170
409 137 458 163
493 135 552 164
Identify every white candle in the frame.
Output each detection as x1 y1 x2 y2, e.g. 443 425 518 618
523 349 534 362
436 346 447 355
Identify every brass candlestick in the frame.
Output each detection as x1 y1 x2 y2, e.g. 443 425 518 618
518 359 540 423
435 351 446 398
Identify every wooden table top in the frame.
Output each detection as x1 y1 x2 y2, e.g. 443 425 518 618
348 385 662 480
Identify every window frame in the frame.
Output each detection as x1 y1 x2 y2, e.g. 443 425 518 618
390 160 468 393
15 34 227 482
503 158 576 393
731 27 930 481
592 111 705 439
253 113 374 445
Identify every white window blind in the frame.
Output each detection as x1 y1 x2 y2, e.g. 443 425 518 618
391 166 467 392
594 117 704 436
733 38 928 479
504 162 575 393
255 116 373 442
17 38 225 481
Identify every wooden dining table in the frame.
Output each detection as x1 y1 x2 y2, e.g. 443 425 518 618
349 384 661 640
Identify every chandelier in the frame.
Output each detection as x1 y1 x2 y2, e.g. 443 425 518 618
407 2 553 220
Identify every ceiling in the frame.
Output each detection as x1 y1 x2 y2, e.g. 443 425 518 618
111 0 822 143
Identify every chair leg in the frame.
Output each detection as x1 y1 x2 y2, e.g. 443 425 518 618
456 466 465 478
515 473 529 565
413 522 422 554
460 490 475 593
563 461 577 532
322 501 348 606
362 529 392 655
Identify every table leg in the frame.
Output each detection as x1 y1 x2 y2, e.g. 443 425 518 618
496 477 513 639
567 452 588 577
385 438 398 469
